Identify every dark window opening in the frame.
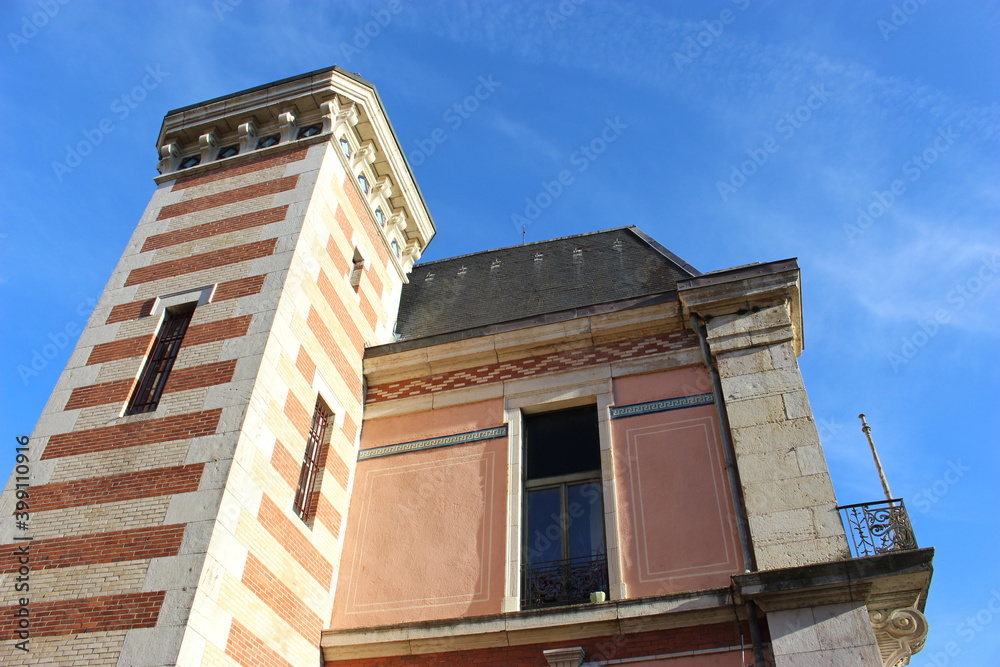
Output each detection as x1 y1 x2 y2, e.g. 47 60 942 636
126 306 194 414
522 405 608 609
216 144 240 160
178 155 201 169
349 249 365 291
297 124 322 139
256 134 280 149
294 399 331 523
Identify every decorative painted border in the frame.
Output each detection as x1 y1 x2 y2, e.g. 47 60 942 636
358 425 508 461
610 393 714 420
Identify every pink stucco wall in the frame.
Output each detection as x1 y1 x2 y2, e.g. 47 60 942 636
331 400 507 628
612 369 743 598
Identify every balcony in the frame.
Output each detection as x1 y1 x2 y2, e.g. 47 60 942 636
521 554 609 609
837 498 918 558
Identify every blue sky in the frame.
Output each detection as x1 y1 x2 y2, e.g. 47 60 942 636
1 0 997 661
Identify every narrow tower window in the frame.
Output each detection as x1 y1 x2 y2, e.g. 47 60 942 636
126 306 194 414
349 249 366 291
294 399 331 522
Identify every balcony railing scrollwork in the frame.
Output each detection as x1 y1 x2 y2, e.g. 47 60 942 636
837 499 918 558
521 554 608 609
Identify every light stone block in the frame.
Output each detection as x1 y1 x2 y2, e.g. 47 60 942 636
165 488 226 525
118 626 186 667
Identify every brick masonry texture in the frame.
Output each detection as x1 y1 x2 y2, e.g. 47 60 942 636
341 176 389 266
86 335 153 365
241 553 323 643
42 409 222 459
4 630 127 666
65 360 236 410
157 175 298 220
171 145 308 192
367 330 698 403
182 315 252 347
0 592 164 640
226 618 296 667
323 622 753 666
307 307 362 395
142 205 289 251
105 274 266 324
257 495 333 587
124 238 277 286
0 525 185 573
26 463 205 513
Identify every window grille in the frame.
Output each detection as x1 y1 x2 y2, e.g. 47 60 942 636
126 308 193 414
294 400 330 521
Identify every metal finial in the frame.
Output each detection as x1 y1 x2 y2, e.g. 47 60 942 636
859 413 894 502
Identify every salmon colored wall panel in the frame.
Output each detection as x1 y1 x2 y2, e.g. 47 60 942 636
612 365 712 406
333 438 507 628
612 403 743 598
359 400 505 449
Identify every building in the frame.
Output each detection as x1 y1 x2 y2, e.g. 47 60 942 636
1 67 933 666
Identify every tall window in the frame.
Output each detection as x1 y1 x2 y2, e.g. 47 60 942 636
126 307 193 414
294 399 331 522
522 405 608 608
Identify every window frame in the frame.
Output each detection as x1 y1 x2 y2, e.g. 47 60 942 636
125 306 194 415
293 398 332 523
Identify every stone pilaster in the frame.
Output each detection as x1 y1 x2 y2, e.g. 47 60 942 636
679 261 850 571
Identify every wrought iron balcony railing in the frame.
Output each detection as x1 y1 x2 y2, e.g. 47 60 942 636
521 554 608 609
837 499 918 558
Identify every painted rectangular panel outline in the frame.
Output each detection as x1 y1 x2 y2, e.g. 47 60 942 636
610 393 714 419
625 416 740 582
345 450 497 613
357 425 508 460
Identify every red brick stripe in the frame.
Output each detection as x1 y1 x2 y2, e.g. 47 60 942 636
183 315 253 348
65 360 236 410
367 331 699 403
317 270 364 353
172 145 308 191
0 592 164 640
105 298 156 324
157 176 298 220
65 378 134 410
164 359 237 393
124 239 277 286
0 525 185 573
314 494 342 539
105 275 266 325
341 177 389 265
258 495 332 587
242 554 322 643
306 307 362 395
226 618 296 667
27 464 205 513
271 440 300 490
295 347 316 384
142 205 289 252
87 316 250 366
42 409 221 459
283 392 311 440
87 335 154 365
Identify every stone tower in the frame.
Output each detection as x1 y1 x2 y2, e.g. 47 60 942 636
1 66 433 666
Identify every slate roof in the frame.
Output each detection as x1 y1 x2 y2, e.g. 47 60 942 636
392 226 699 343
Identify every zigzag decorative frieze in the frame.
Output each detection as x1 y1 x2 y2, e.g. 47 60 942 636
366 330 698 404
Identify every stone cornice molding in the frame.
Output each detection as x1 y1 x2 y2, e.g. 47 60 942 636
153 66 435 260
677 259 804 355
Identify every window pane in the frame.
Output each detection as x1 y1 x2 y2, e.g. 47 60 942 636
568 482 605 559
525 487 562 564
525 405 601 480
